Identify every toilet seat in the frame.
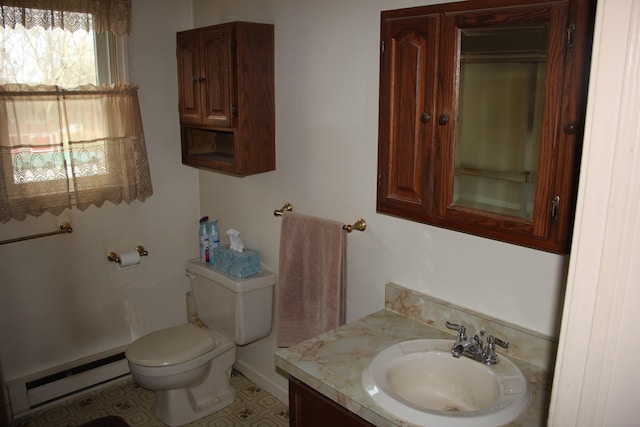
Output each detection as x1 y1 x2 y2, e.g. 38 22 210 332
127 324 216 367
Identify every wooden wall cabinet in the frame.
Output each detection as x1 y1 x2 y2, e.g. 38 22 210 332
289 378 375 427
377 0 594 253
177 22 275 176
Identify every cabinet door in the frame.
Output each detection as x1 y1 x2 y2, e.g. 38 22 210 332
200 26 235 128
437 3 571 251
377 14 439 220
177 31 202 125
289 378 375 427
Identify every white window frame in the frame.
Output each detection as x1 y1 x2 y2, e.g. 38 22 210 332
94 32 130 85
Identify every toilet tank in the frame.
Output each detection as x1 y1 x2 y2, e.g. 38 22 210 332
185 259 276 345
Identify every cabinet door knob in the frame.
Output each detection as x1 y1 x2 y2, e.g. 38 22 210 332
564 121 577 134
437 113 449 126
192 76 205 82
420 112 431 123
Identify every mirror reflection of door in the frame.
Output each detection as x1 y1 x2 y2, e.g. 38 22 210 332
453 24 549 220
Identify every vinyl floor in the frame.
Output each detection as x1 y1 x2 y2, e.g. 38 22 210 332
12 371 289 427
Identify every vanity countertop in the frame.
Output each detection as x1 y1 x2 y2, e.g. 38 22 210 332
275 308 551 427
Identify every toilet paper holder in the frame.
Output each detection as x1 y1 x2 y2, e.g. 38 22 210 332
107 245 149 263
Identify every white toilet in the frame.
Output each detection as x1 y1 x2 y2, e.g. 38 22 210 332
125 259 276 426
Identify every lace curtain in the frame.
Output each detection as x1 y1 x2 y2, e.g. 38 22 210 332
0 84 152 222
0 0 131 34
0 0 153 223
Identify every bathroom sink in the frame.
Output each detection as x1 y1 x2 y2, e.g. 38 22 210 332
362 339 530 427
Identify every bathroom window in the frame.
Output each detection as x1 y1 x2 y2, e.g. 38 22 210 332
0 0 153 223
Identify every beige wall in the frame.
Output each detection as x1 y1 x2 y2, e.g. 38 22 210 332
0 0 198 383
192 0 569 400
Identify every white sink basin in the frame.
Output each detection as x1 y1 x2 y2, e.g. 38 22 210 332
362 339 530 427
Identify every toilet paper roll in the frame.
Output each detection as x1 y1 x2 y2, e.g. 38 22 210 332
118 250 140 268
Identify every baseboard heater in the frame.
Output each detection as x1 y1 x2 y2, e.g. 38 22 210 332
6 345 130 418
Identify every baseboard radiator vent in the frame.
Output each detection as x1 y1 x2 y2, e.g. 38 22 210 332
6 345 130 418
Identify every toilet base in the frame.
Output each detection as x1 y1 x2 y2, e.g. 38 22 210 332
153 346 236 427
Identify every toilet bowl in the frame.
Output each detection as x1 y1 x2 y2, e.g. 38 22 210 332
125 260 276 426
126 324 236 426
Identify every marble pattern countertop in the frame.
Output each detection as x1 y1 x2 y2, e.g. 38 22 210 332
275 284 554 427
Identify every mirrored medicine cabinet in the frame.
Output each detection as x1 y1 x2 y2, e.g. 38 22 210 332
376 0 595 253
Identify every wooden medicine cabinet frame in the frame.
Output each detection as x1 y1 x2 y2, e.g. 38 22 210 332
376 0 595 253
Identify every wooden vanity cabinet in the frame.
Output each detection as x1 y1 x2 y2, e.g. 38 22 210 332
377 0 594 253
289 378 375 427
176 22 275 176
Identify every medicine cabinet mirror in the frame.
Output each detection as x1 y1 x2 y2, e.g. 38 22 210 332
454 24 548 219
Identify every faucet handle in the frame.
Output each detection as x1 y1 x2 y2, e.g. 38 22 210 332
445 321 462 331
492 335 510 349
481 335 510 365
445 321 468 343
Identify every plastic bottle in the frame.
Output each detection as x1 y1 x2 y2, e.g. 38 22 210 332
208 219 220 264
199 216 209 263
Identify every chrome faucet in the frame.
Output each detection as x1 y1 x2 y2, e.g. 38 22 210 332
445 321 509 365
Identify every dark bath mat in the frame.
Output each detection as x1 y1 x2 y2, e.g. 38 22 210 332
78 416 129 427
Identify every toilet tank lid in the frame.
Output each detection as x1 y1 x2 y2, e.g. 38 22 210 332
126 324 216 367
185 258 276 292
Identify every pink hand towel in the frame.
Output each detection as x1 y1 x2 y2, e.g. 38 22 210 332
276 211 346 347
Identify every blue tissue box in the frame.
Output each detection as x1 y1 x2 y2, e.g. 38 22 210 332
212 244 260 278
